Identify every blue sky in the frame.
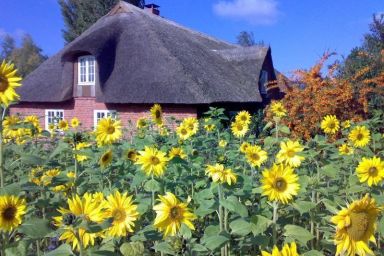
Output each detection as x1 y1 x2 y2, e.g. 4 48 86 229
0 0 382 75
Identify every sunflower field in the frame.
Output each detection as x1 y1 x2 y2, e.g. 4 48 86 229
1 60 384 256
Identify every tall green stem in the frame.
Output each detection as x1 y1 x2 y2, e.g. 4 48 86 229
218 184 225 256
0 111 4 188
272 201 279 245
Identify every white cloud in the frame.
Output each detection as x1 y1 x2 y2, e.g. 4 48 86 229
213 0 279 25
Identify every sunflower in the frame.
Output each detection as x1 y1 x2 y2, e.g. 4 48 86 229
125 149 138 162
53 193 106 251
58 119 69 131
356 157 384 187
240 141 251 153
136 146 168 177
182 117 199 135
235 110 251 125
95 117 122 146
0 60 22 107
342 120 351 129
231 121 249 138
0 195 27 231
74 142 90 162
153 192 196 237
41 168 61 186
105 191 139 237
349 126 370 148
136 117 148 129
331 194 380 256
339 144 354 155
206 163 237 185
270 101 287 118
176 124 192 140
245 145 268 167
99 150 113 168
150 104 163 125
321 115 340 134
169 147 186 159
276 140 305 167
261 242 299 256
218 140 227 148
204 124 215 132
29 166 44 186
71 117 80 128
24 115 42 134
261 164 300 204
3 115 23 140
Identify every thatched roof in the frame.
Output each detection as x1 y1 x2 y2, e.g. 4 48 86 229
18 1 274 104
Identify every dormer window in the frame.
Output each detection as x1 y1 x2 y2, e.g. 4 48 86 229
78 56 95 85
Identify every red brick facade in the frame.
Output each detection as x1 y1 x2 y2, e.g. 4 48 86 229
10 97 197 130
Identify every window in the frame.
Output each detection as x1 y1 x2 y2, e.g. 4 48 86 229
45 109 64 130
259 70 268 95
78 56 95 85
93 110 117 127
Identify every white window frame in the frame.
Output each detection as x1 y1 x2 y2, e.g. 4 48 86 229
78 55 96 85
45 109 64 130
93 110 117 128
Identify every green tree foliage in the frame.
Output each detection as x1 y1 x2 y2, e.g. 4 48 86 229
236 31 265 47
0 34 47 77
59 0 145 43
0 34 15 60
340 14 384 111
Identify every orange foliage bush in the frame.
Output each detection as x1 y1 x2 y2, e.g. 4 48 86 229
266 52 384 140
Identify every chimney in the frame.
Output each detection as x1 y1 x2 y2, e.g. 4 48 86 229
144 3 160 15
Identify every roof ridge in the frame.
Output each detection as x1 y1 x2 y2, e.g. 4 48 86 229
105 1 235 49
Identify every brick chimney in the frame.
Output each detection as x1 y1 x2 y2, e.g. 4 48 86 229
144 3 160 15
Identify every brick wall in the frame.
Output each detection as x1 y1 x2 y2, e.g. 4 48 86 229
10 98 197 130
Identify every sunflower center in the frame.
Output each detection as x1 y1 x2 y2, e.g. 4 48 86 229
102 154 110 162
155 110 161 119
0 76 9 92
127 151 136 160
368 167 378 176
2 206 17 221
328 122 336 129
356 133 363 141
181 128 188 135
107 126 115 134
150 156 160 165
241 116 247 121
274 178 287 192
250 153 260 161
170 206 181 219
112 208 126 223
286 149 296 158
236 124 243 131
346 211 369 241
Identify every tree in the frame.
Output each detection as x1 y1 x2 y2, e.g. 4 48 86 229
0 34 15 60
59 0 145 43
0 34 47 77
340 14 384 111
236 31 265 47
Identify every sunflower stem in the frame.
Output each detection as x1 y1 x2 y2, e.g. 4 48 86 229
75 230 87 256
151 174 155 208
1 232 6 256
272 201 278 245
36 240 41 256
0 107 5 188
218 184 225 256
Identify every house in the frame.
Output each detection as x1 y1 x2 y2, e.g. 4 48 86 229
10 1 282 130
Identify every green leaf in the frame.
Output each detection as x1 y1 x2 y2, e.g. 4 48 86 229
4 241 29 256
0 183 21 196
20 155 45 165
284 225 314 245
220 196 248 217
229 219 253 236
280 125 290 134
44 244 74 256
302 250 324 256
378 216 384 234
203 235 229 251
250 215 272 235
81 218 113 233
179 223 192 239
120 242 145 256
19 218 53 239
144 179 161 192
191 244 208 252
292 201 317 215
153 242 175 255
